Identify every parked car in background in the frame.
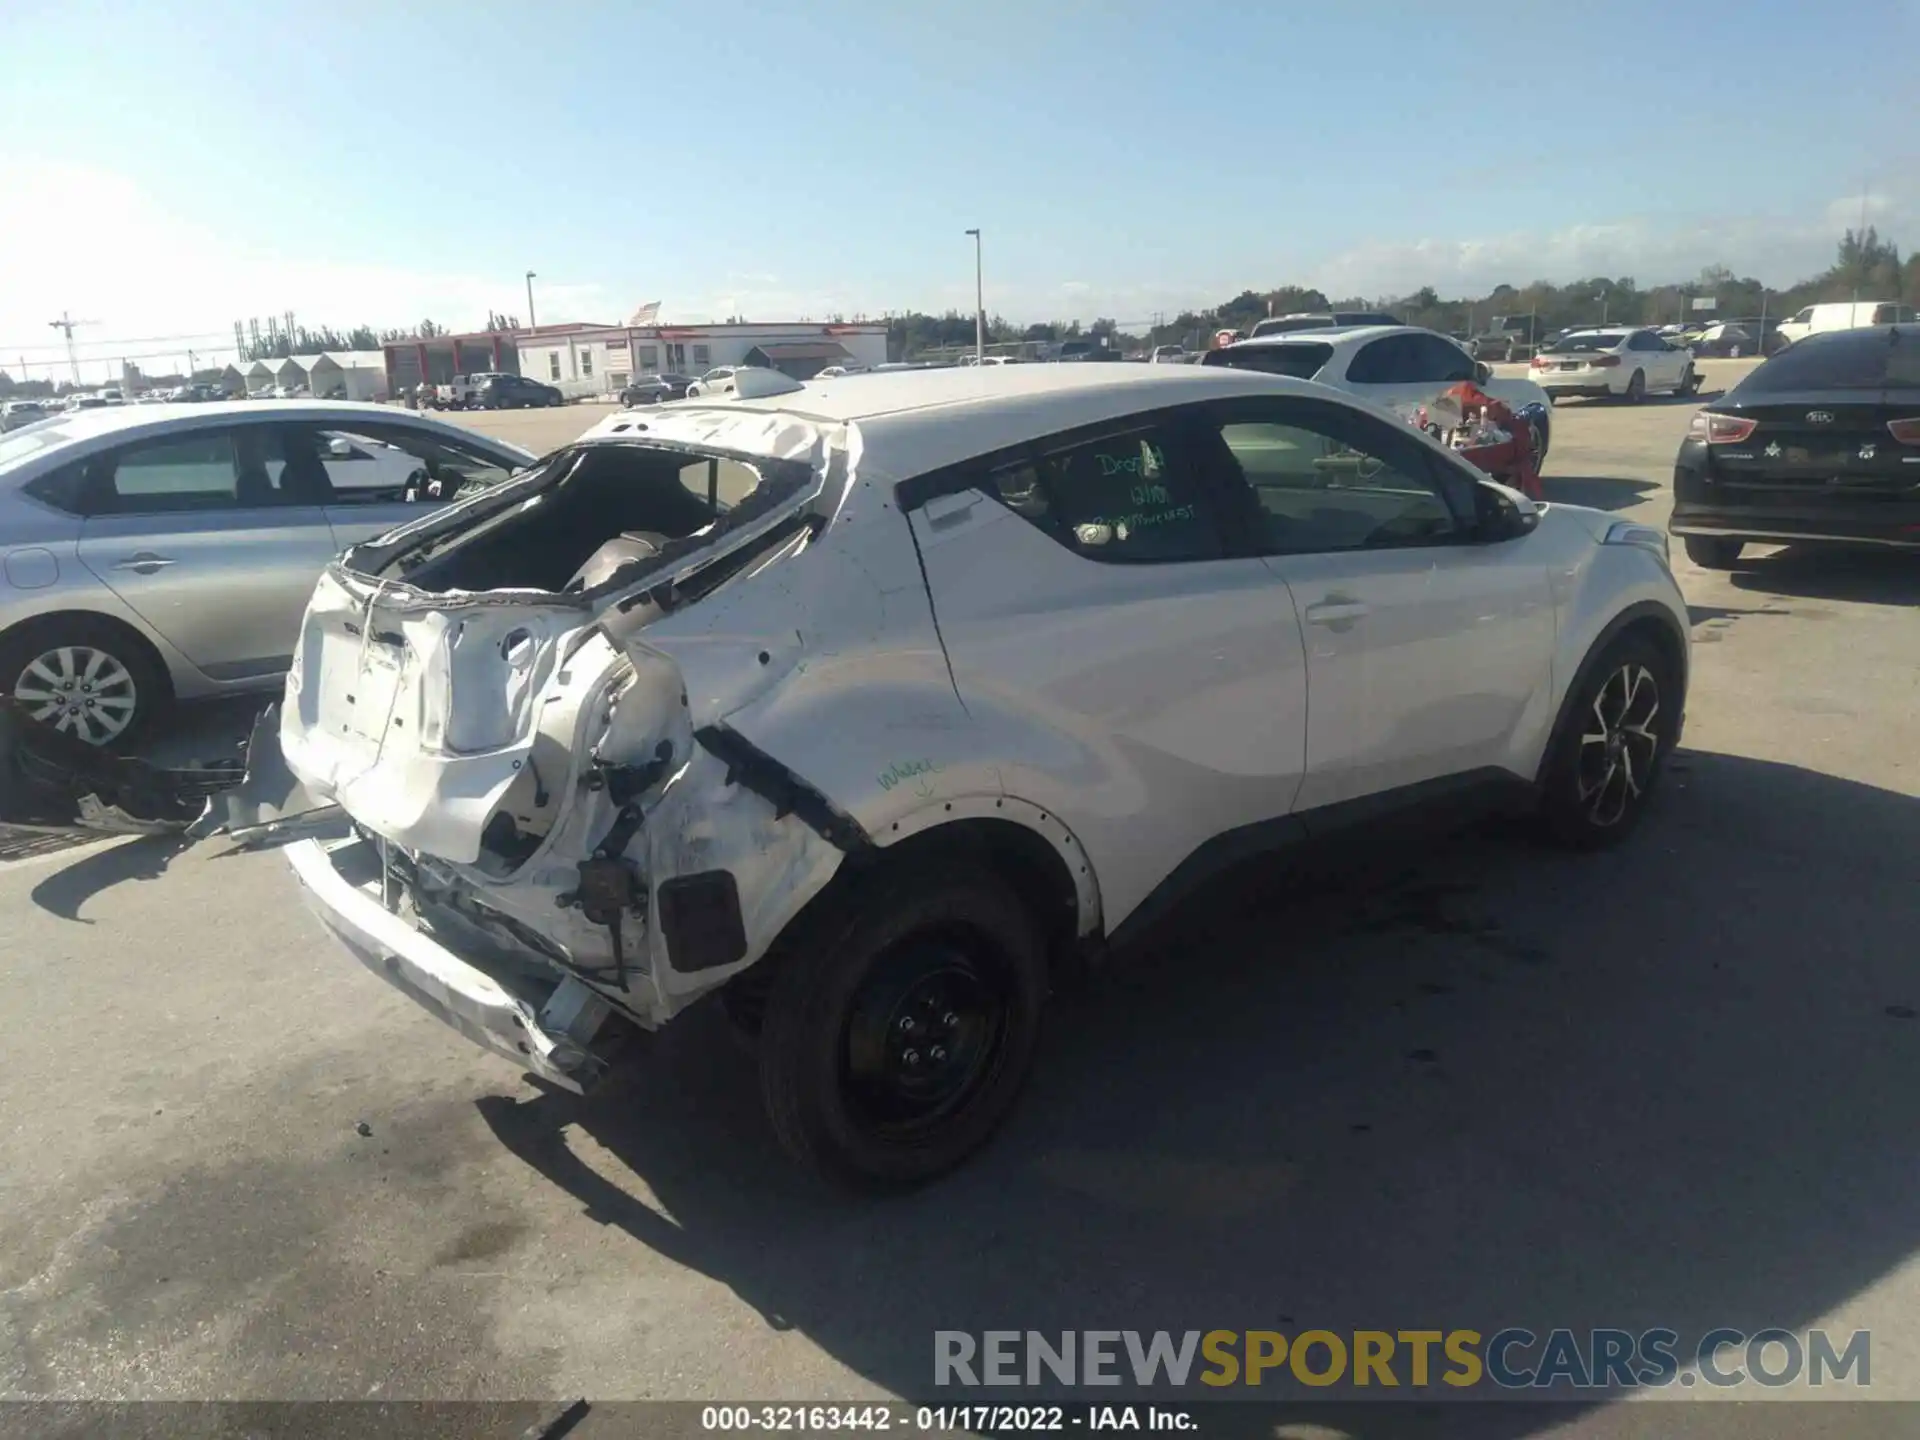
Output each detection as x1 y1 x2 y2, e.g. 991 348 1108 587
1466 317 1535 361
425 372 509 410
619 372 695 405
1202 325 1553 466
1053 339 1122 362
1774 301 1914 347
225 361 1686 1187
1248 311 1400 338
1529 328 1697 403
1686 322 1765 358
1 401 52 433
1670 322 1920 568
0 400 534 745
683 366 744 397
472 373 564 409
1149 345 1191 364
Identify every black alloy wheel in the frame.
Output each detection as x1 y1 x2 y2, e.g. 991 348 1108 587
1539 633 1675 848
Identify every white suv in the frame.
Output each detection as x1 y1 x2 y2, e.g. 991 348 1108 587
233 363 1688 1188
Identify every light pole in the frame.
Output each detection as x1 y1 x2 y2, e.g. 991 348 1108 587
525 271 538 330
965 229 983 364
1597 292 1609 325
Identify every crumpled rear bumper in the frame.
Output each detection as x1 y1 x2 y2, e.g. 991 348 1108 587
287 834 617 1093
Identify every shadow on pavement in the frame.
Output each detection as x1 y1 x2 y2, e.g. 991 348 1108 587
30 833 187 922
1552 389 1722 408
1729 547 1919 607
1540 475 1664 511
475 749 1920 1426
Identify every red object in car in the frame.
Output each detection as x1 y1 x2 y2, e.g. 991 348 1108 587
1421 382 1542 500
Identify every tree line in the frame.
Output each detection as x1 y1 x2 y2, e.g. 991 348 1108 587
888 227 1917 356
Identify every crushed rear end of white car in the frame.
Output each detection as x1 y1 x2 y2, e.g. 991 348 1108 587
236 407 901 1092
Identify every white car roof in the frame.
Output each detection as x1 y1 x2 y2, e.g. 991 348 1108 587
1223 324 1419 350
579 363 1363 481
0 400 538 477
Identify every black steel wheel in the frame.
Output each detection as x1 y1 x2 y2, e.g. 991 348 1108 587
1623 369 1646 403
757 862 1046 1189
1538 632 1675 849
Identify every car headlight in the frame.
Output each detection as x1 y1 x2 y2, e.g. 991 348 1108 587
1604 521 1671 567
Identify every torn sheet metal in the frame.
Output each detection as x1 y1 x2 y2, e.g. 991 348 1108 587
0 696 244 835
186 702 345 849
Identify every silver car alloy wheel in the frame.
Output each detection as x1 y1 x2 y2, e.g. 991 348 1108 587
13 645 139 745
1576 663 1660 827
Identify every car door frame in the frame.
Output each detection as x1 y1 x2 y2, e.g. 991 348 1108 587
70 417 342 681
1191 390 1557 821
898 400 1316 943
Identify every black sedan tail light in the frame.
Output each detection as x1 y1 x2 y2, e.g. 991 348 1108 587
1687 412 1758 444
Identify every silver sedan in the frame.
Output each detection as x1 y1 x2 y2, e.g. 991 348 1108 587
0 400 535 745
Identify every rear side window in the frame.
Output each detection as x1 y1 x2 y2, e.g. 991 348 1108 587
985 422 1222 563
1204 342 1333 379
1739 332 1916 392
1345 335 1416 383
23 460 88 514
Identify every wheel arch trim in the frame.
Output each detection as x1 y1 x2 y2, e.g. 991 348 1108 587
1536 599 1689 788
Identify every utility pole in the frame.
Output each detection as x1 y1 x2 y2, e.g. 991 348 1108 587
965 229 983 364
47 312 95 384
1853 178 1868 307
525 271 538 330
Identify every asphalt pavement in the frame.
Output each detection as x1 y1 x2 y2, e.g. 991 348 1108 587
3 369 1918 1435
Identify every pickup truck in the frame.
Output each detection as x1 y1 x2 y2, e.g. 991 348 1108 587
432 372 511 410
1467 318 1534 362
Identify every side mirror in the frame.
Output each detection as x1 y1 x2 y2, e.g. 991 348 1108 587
1474 361 1494 383
327 437 353 459
1474 478 1540 541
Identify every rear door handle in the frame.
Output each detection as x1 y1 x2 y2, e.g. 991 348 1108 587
1303 598 1370 625
111 553 178 574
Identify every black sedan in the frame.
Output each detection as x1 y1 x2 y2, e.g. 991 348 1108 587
619 372 694 406
1671 324 1920 567
474 374 565 409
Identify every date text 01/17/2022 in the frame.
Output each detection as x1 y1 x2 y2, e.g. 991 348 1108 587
699 1404 1198 1432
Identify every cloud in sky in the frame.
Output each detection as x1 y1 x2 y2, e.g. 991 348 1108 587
5 160 1910 382
0 161 608 381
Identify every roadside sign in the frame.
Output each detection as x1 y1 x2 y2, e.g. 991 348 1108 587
1691 297 1718 312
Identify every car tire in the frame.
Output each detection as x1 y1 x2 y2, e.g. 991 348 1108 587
1674 362 1695 395
1623 369 1646 403
0 614 171 749
1536 631 1677 851
757 861 1048 1190
1683 535 1744 569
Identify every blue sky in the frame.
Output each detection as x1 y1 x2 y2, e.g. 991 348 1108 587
2 0 1916 380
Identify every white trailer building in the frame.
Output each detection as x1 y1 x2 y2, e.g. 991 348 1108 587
526 321 890 397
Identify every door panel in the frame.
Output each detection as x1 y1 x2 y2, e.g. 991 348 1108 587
74 426 339 678
1268 544 1553 808
78 508 335 677
324 500 442 550
910 422 1309 929
1202 396 1555 811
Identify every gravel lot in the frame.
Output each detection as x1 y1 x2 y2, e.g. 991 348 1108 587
3 364 1916 1434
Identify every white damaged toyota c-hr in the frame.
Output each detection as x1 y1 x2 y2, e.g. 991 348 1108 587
229 363 1689 1188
